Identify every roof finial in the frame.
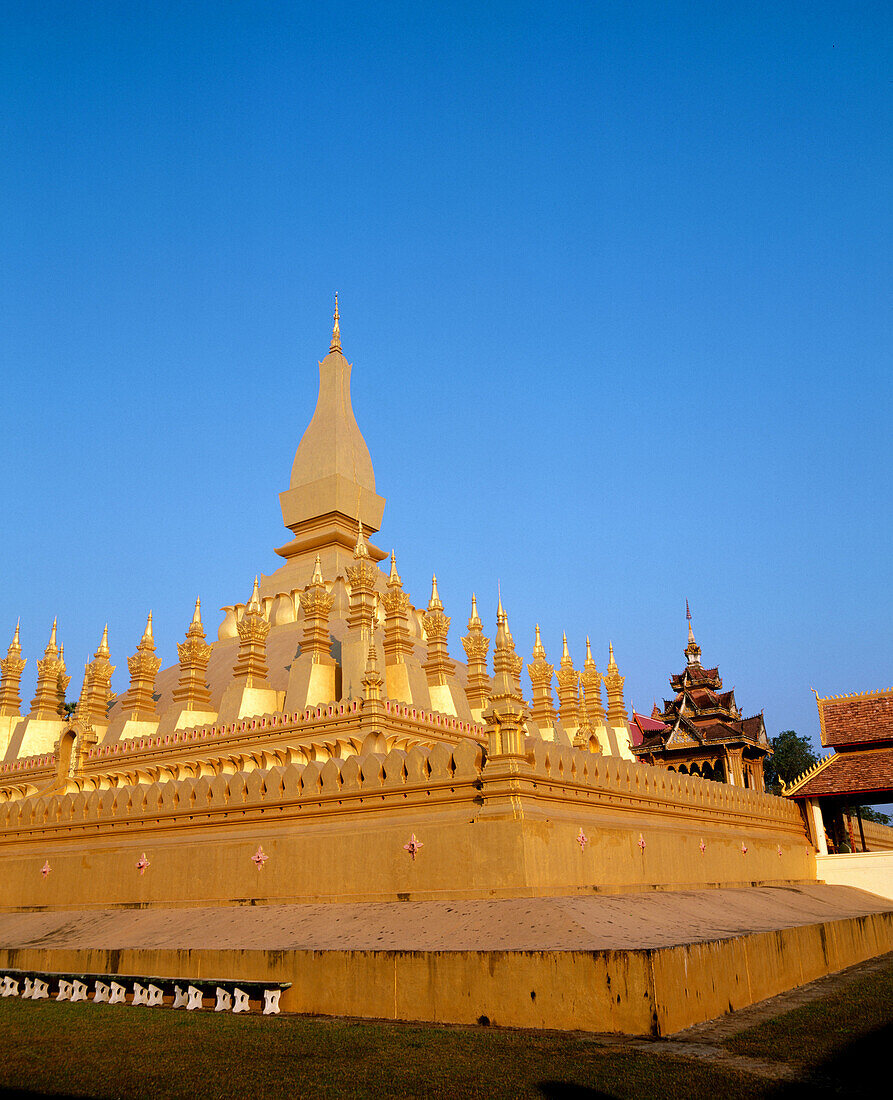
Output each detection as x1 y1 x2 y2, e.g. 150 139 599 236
310 553 324 585
329 292 341 353
96 623 110 658
144 611 154 640
686 599 696 644
192 597 202 625
607 640 617 671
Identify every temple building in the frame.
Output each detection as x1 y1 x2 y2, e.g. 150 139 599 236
0 299 634 769
0 301 887 1037
630 611 771 789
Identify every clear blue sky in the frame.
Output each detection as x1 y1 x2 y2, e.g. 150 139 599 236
2 3 891 791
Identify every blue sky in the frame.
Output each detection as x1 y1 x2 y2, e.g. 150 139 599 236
2 3 891 788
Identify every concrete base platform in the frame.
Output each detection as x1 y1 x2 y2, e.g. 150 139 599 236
1 885 891 1035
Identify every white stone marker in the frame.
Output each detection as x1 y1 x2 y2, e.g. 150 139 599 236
70 980 88 1002
132 983 147 1006
263 989 281 1015
232 988 250 1014
146 984 164 1007
55 980 72 1001
186 985 203 1011
215 987 232 1012
32 979 49 1000
172 985 188 1008
108 982 127 1005
94 982 109 1003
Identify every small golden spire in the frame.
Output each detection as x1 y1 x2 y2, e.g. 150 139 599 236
311 554 324 586
428 574 443 611
533 624 546 659
468 593 482 629
585 636 594 666
607 641 617 671
354 517 369 559
562 632 571 664
12 619 21 648
191 598 202 626
96 623 110 658
144 611 154 641
330 292 341 353
496 584 505 625
248 575 262 613
48 617 57 650
388 549 401 588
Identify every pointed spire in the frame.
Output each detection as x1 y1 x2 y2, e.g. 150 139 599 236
585 636 595 667
48 617 57 651
96 623 110 658
248 575 262 613
469 593 481 628
311 554 324 586
191 598 202 626
144 611 154 641
607 641 617 671
533 624 546 660
354 517 369 559
388 549 402 588
496 584 505 625
329 292 341 353
684 603 701 666
562 632 571 664
12 619 21 649
428 574 443 611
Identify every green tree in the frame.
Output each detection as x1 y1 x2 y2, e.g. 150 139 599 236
764 729 818 794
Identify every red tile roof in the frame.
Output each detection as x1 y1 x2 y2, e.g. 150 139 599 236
787 747 893 799
817 689 893 748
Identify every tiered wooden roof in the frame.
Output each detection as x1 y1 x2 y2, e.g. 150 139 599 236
635 620 768 754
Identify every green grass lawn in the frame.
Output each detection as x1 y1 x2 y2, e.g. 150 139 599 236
0 959 891 1100
726 957 893 1093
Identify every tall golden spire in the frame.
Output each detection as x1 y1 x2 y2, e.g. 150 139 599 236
330 292 341 353
462 593 491 716
604 641 628 725
482 596 526 758
382 550 412 672
79 624 116 724
121 611 162 720
527 625 557 727
555 632 580 730
580 635 606 726
233 577 272 687
300 555 335 664
278 296 386 565
0 620 27 717
347 521 377 639
423 574 453 688
30 619 68 719
173 599 213 711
